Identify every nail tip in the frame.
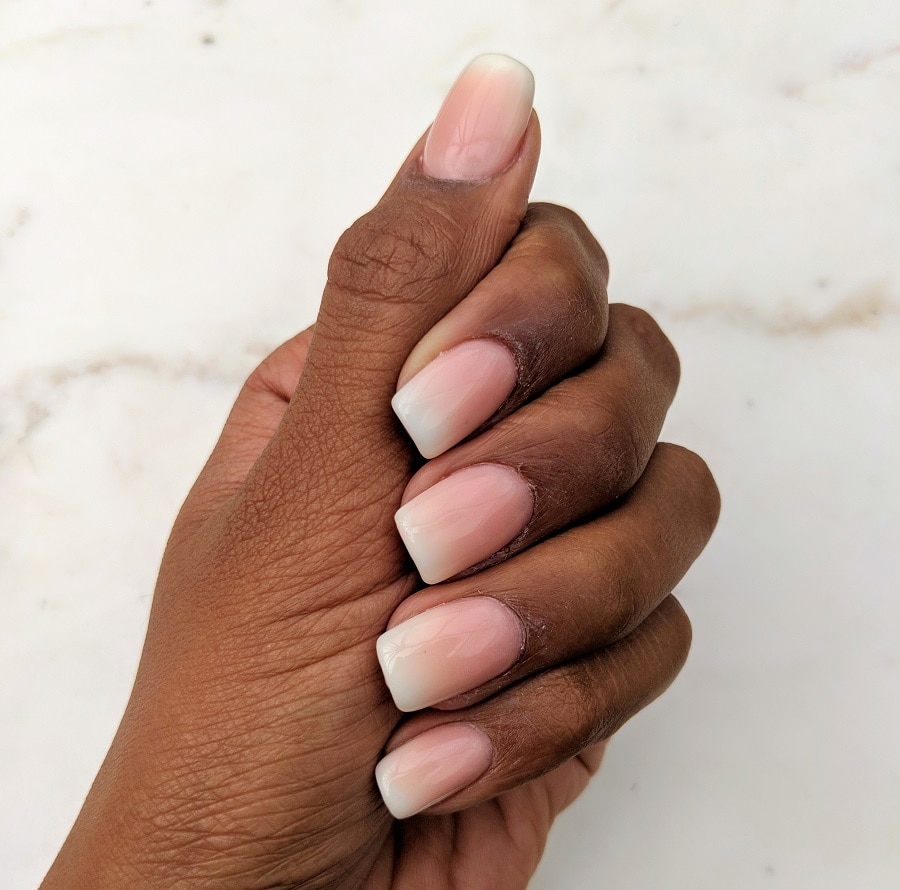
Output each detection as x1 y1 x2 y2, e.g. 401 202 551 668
470 52 534 84
375 760 422 819
375 646 426 712
393 339 518 458
417 566 445 585
385 676 431 712
392 697 421 714
406 429 450 459
403 424 446 460
393 516 446 584
374 633 392 675
391 401 446 459
390 392 417 442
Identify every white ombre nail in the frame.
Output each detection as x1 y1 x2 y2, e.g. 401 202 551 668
423 54 535 181
394 464 533 584
392 339 517 458
377 597 523 712
376 723 493 819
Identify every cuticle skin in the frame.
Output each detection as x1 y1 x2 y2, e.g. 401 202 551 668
470 332 524 427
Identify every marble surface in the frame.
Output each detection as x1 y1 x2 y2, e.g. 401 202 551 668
2 1 899 887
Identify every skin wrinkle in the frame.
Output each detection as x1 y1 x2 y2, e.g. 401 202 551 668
220 627 384 686
130 724 388 877
207 499 402 605
493 795 542 871
294 326 411 395
326 202 489 327
259 587 406 645
137 641 380 745
159 564 366 639
329 203 461 283
144 817 378 890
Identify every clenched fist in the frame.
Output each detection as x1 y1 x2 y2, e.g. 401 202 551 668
42 55 719 890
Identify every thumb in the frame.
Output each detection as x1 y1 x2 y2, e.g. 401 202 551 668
233 55 540 600
308 53 539 420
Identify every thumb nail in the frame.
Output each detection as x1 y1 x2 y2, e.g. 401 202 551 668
423 54 535 182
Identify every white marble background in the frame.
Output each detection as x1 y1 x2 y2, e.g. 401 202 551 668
1 1 898 887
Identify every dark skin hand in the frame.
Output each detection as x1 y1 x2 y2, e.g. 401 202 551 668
41 57 719 889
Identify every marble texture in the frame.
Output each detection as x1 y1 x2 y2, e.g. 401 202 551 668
1 1 898 887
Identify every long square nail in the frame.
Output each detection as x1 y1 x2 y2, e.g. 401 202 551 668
394 464 533 584
377 596 523 711
375 723 493 819
392 339 517 458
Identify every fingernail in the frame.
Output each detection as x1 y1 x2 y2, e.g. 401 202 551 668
376 723 493 819
377 597 524 712
424 54 535 181
392 339 517 458
395 464 533 584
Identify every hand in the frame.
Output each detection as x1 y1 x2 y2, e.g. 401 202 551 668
42 55 719 890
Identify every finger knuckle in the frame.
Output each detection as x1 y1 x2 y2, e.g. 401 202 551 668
577 530 655 639
327 204 458 307
544 394 646 500
612 565 653 641
527 201 586 239
562 662 621 745
245 341 304 402
612 303 681 386
528 201 610 275
522 214 606 301
602 572 642 641
544 254 605 323
658 596 693 666
524 266 605 360
658 443 722 531
590 404 647 494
